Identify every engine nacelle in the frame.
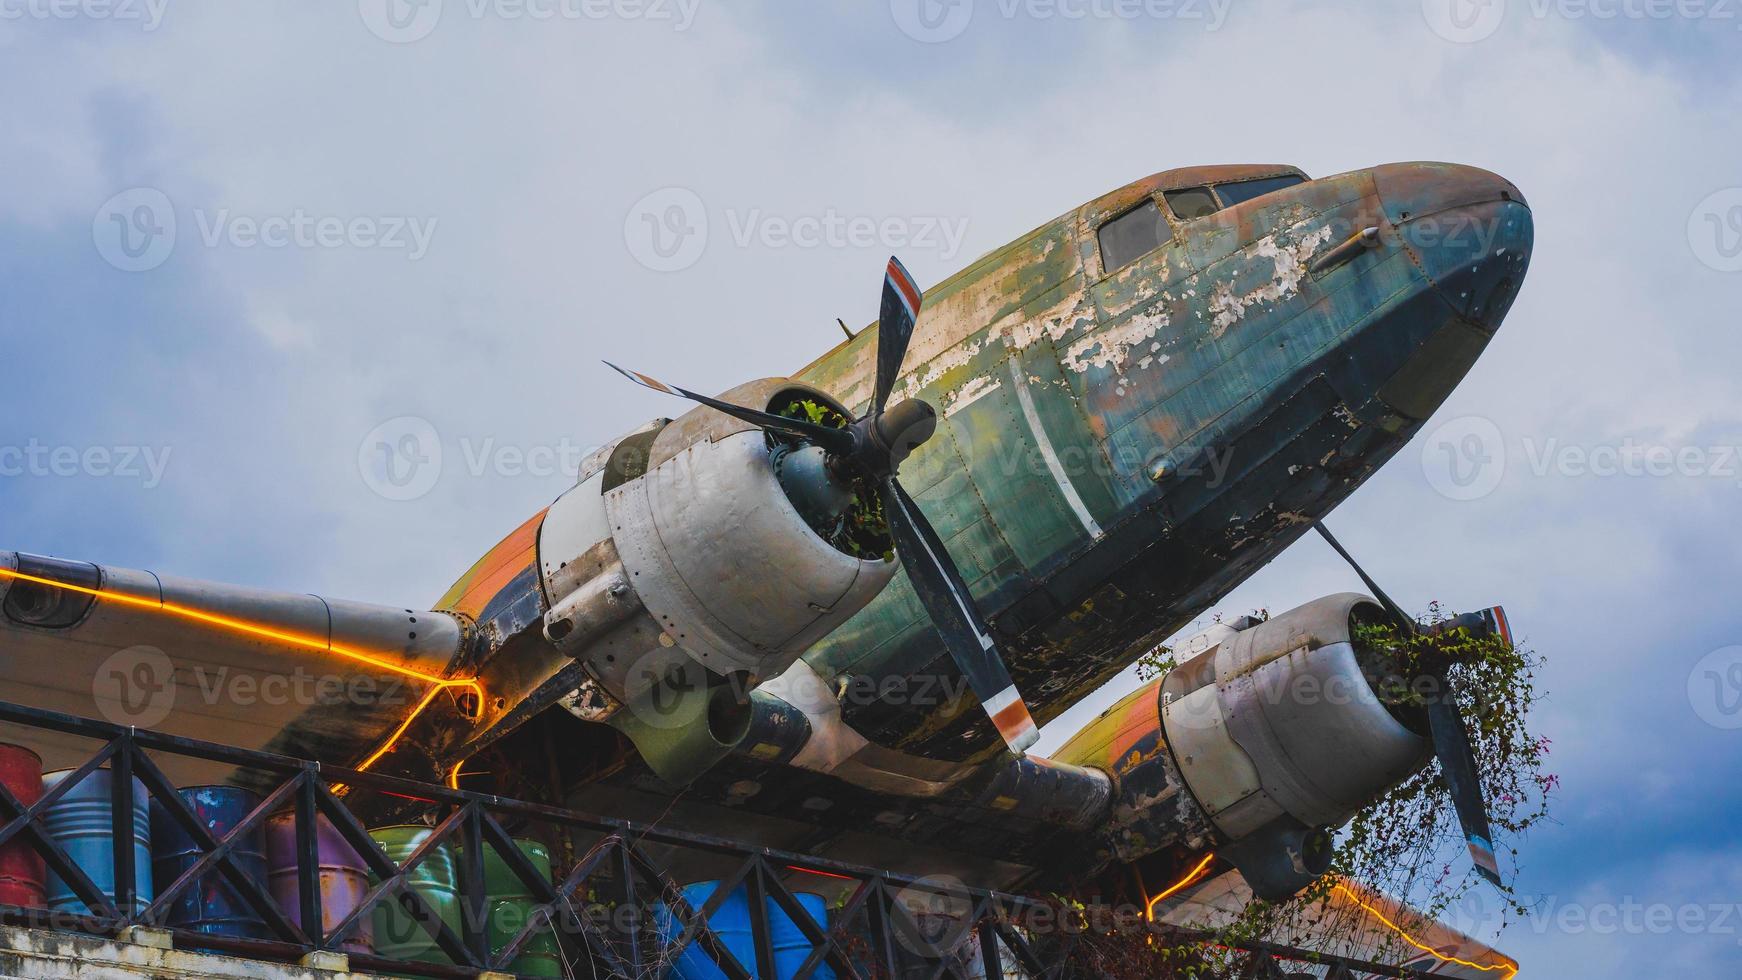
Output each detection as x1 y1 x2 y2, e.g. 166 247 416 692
536 380 896 783
1159 593 1430 898
1054 593 1432 901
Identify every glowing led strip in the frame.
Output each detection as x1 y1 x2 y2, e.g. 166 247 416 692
1146 852 1218 920
0 566 484 773
1333 882 1519 979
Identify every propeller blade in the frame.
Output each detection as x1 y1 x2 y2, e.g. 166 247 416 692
1425 671 1503 887
873 256 922 417
603 362 856 456
1315 521 1506 888
880 478 1038 755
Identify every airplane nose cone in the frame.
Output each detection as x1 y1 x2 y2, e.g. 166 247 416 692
1373 163 1534 331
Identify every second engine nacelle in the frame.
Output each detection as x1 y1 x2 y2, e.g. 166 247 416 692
1055 593 1434 901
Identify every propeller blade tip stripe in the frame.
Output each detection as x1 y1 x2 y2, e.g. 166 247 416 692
985 685 1039 754
1490 606 1514 647
604 361 678 396
885 257 921 322
1467 834 1501 883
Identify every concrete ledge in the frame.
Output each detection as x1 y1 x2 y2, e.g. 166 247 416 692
297 949 350 972
0 921 385 979
114 926 173 950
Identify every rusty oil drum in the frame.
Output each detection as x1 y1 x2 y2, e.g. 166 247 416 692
149 785 269 940
265 811 375 955
0 744 44 908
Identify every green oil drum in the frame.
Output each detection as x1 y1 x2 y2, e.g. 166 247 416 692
468 838 562 977
369 825 461 965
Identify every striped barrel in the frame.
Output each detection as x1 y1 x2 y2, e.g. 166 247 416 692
0 745 44 909
370 825 462 965
40 768 152 917
149 786 268 940
264 811 374 955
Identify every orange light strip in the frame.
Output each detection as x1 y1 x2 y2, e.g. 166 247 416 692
1333 882 1519 979
0 566 485 773
1146 852 1217 921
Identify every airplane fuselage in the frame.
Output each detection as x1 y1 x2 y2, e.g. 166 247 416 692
783 162 1531 761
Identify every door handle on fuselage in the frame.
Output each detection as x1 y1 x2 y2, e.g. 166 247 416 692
1308 226 1381 275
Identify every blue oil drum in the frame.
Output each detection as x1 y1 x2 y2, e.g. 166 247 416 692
149 785 268 940
658 880 834 980
41 768 152 917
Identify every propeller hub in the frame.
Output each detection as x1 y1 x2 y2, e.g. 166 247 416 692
866 399 937 473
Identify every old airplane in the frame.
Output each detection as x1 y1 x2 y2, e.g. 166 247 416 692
0 159 1532 957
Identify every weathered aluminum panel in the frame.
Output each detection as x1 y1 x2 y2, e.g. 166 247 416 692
604 428 895 680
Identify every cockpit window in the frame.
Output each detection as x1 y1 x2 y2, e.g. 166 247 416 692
1097 200 1169 274
1163 187 1219 221
1212 174 1306 209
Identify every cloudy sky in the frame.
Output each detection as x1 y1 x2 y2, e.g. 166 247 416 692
3 0 1741 973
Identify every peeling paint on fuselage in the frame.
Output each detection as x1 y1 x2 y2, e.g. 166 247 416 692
788 161 1529 763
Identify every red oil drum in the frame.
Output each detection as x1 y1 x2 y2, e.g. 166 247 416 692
0 744 45 908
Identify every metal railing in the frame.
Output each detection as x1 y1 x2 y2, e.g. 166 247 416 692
0 700 1436 979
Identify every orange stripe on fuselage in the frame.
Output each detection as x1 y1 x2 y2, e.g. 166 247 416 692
436 510 546 619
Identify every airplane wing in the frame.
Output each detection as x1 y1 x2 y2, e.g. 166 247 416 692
1153 870 1519 979
0 550 473 786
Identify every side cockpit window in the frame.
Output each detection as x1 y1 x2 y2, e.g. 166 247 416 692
1164 187 1219 220
1097 200 1169 273
1164 174 1307 222
1213 174 1306 208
